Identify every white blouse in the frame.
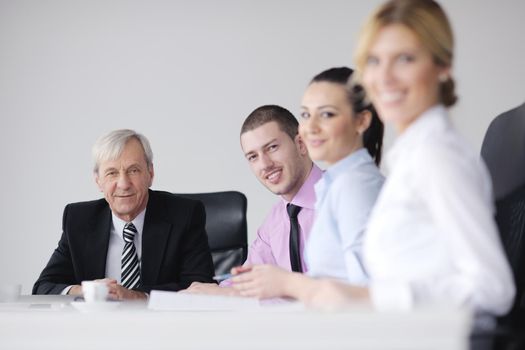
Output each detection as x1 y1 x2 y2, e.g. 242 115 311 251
364 105 515 315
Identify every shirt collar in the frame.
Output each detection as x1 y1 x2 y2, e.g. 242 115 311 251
324 148 372 181
111 208 147 239
282 163 322 210
313 148 373 204
386 104 449 170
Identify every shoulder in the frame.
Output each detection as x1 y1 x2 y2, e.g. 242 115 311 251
258 199 285 231
488 103 525 132
150 190 202 206
331 160 384 196
61 198 110 233
148 190 205 216
412 132 490 191
418 131 479 173
141 191 206 229
64 198 108 217
324 162 384 215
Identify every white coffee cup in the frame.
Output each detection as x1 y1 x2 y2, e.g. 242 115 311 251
81 281 109 303
0 284 21 302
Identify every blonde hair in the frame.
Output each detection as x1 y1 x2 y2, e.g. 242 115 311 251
354 0 457 106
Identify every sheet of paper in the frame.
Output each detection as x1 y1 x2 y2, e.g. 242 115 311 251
147 290 260 311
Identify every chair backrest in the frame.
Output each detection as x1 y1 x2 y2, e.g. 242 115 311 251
481 102 525 320
175 191 248 276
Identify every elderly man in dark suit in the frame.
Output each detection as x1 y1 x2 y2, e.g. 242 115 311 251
33 129 214 300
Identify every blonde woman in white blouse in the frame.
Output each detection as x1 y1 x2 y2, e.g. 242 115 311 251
306 0 515 316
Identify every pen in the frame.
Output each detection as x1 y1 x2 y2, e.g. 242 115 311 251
212 273 235 281
212 271 249 281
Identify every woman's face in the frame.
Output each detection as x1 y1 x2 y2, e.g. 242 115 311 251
362 24 449 133
299 81 366 166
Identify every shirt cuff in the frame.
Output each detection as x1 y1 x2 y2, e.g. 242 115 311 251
369 280 414 311
61 285 74 295
219 279 233 287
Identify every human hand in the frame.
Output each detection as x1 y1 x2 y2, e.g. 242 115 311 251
231 264 291 299
67 285 82 296
231 265 252 275
183 282 240 296
69 278 117 297
94 278 118 286
304 280 369 310
107 283 147 300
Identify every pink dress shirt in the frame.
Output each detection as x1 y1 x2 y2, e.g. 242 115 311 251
243 164 322 271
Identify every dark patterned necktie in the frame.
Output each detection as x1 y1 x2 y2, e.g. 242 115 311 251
121 222 141 289
286 203 303 273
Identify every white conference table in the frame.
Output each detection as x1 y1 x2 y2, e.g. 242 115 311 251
0 295 472 350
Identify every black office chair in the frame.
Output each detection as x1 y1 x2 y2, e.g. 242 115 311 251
175 191 248 276
479 102 525 349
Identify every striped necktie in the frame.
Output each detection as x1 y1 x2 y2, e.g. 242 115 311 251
121 222 141 289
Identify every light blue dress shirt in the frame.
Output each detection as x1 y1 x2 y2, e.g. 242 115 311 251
305 148 384 285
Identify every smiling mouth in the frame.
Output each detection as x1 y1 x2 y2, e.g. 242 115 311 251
264 169 282 184
307 139 325 147
378 91 405 104
115 194 134 198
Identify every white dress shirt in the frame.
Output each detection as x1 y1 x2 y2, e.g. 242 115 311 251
105 209 145 283
364 105 515 315
305 149 384 285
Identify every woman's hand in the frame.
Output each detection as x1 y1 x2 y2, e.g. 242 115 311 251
231 265 291 299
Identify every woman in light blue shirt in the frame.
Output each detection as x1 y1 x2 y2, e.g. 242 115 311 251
301 67 384 285
231 67 384 300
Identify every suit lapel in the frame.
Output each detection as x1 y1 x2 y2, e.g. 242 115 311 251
141 191 171 285
83 205 111 279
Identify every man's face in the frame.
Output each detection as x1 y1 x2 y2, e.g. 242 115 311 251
240 121 309 201
95 138 154 222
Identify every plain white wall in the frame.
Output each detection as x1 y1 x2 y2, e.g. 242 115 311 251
1 0 524 293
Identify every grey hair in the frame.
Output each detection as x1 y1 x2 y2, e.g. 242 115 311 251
92 129 153 174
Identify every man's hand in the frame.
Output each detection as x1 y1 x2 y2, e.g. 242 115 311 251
69 278 146 300
67 285 82 296
184 282 240 296
67 278 116 296
107 283 147 300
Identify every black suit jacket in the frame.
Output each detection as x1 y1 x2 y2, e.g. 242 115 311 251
481 102 525 199
32 190 215 294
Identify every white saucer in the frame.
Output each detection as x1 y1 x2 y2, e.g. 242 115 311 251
71 301 121 313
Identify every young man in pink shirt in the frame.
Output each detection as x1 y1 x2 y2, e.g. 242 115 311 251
187 105 321 295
